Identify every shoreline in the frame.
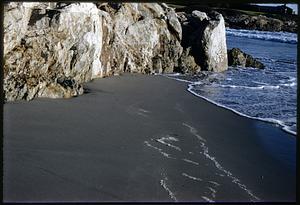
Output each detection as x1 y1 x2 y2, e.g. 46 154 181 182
187 82 297 136
163 74 296 136
4 74 296 202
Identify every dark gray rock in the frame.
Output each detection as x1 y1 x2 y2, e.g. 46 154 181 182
228 48 265 69
176 47 201 74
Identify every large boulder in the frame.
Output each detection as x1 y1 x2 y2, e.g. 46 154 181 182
3 3 183 101
227 48 265 69
199 11 228 72
178 10 228 73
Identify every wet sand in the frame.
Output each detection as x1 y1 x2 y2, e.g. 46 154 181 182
3 74 296 202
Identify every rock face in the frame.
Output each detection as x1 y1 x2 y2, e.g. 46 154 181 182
96 3 183 75
4 3 102 101
199 11 228 72
3 2 183 101
4 3 228 101
177 10 228 73
227 48 265 69
176 47 200 74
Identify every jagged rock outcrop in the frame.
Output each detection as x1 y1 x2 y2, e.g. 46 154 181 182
177 10 228 73
4 3 229 101
4 2 183 101
96 3 183 75
228 48 265 69
4 3 101 100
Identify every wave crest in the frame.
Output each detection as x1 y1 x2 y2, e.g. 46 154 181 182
226 28 297 44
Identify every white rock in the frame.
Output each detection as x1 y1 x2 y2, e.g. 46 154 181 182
201 13 228 72
192 10 208 21
3 3 183 101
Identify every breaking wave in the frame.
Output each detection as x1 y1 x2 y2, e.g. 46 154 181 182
226 28 297 44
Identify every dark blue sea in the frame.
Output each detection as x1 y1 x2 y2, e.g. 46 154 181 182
166 28 297 135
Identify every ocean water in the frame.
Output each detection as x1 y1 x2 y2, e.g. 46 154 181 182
166 29 297 135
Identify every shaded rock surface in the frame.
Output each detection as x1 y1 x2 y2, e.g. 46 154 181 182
228 48 265 69
176 47 200 74
177 10 228 73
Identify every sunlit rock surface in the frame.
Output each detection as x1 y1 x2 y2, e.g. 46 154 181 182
4 3 228 101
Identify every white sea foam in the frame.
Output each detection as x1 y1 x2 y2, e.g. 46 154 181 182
207 186 217 198
164 73 183 77
279 77 297 85
201 142 260 201
127 105 149 117
208 181 220 186
279 82 297 87
226 28 297 44
214 84 280 90
252 81 269 85
182 123 206 142
160 177 178 201
144 141 176 159
217 80 296 89
156 136 181 151
288 77 296 82
138 108 150 113
182 123 260 201
182 173 203 181
163 75 195 83
182 158 200 165
201 196 215 202
160 151 175 159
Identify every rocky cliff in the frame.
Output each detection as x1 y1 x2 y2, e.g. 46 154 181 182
4 2 227 101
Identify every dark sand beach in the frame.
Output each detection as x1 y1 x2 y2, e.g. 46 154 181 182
3 74 296 202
